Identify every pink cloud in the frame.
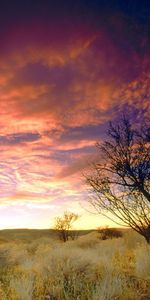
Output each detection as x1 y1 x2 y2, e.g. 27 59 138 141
0 14 149 231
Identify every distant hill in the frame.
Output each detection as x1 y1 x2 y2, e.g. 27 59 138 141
0 228 95 243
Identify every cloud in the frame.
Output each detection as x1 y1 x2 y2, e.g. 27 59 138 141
0 18 149 136
0 4 149 230
0 132 41 145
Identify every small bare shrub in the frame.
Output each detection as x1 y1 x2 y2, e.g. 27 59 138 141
98 226 123 240
54 211 79 242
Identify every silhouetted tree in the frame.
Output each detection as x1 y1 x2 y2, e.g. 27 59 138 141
54 211 79 242
86 116 150 243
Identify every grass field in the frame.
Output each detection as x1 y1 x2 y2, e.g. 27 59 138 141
0 229 149 300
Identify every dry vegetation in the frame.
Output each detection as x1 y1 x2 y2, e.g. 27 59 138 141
0 229 150 300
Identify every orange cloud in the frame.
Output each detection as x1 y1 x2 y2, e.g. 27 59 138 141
0 13 149 231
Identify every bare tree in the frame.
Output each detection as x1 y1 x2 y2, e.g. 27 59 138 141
54 211 79 242
86 116 150 243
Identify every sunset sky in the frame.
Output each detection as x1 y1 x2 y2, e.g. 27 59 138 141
0 0 149 229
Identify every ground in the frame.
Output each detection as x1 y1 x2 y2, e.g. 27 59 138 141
0 229 149 299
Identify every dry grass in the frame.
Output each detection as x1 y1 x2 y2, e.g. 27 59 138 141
0 230 149 299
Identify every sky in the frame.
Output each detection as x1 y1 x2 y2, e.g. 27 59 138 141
0 0 149 229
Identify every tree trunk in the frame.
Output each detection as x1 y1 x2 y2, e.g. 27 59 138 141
140 188 150 202
144 235 150 244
